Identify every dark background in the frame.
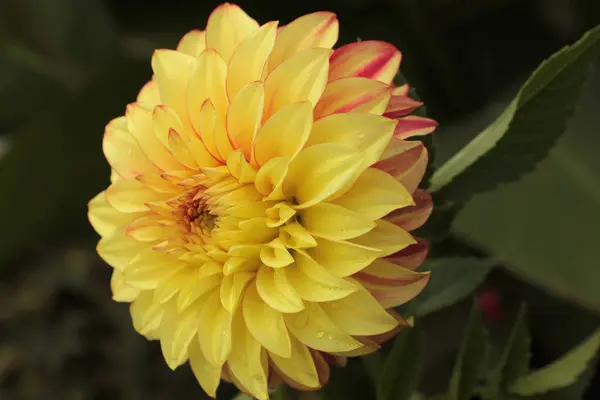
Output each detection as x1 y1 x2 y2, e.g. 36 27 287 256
0 0 599 399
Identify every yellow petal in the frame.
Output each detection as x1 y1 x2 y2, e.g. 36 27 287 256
332 167 414 220
205 3 259 61
243 282 292 357
283 143 363 209
98 225 147 270
260 238 294 268
130 291 164 336
285 250 358 302
228 310 269 400
329 40 401 84
284 302 362 352
314 77 391 118
351 219 416 257
226 150 257 183
307 113 397 168
176 273 222 312
321 285 399 336
256 266 304 313
264 48 332 119
177 30 206 57
187 50 229 128
268 12 338 72
220 271 254 313
309 237 381 277
227 21 277 99
358 268 430 308
254 156 289 200
269 335 320 389
122 248 185 290
137 80 161 105
279 222 317 249
88 191 138 238
111 269 141 302
226 83 265 161
126 103 184 171
168 129 197 169
265 202 296 227
160 299 202 370
197 290 233 366
106 178 168 213
151 49 196 118
189 340 222 398
300 202 375 241
103 116 161 178
125 215 177 242
252 101 313 166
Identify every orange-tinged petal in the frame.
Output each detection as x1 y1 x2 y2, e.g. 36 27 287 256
374 138 428 194
197 290 233 366
384 89 423 118
286 250 358 302
284 301 362 352
88 191 140 238
205 3 259 61
264 48 332 120
357 259 428 286
187 49 229 128
227 82 264 160
256 266 304 313
332 167 414 220
321 285 399 336
177 30 206 57
189 340 222 397
269 335 320 389
227 21 277 99
228 310 269 400
283 143 364 209
268 12 338 72
351 219 416 257
307 113 397 168
151 49 196 118
103 116 161 178
309 237 382 277
300 202 375 241
386 189 433 232
329 41 401 84
314 77 391 118
243 282 292 357
253 101 312 166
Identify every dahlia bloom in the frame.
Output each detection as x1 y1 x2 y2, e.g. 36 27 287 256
88 4 436 399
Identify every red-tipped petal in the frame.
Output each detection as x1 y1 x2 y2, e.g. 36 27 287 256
393 116 438 139
314 77 391 118
384 93 423 119
386 189 433 232
374 139 428 194
384 238 429 271
329 41 401 84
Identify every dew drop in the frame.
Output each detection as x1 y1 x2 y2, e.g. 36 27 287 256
316 330 325 338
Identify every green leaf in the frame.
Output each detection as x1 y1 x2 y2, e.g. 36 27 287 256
448 303 489 400
452 65 600 312
510 329 600 396
482 305 531 399
377 326 424 400
412 257 494 317
429 24 600 203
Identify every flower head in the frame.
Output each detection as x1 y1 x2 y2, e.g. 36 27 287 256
88 3 437 399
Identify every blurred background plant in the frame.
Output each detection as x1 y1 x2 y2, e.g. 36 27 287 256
1 0 599 399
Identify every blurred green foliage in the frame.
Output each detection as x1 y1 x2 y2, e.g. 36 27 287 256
0 0 599 399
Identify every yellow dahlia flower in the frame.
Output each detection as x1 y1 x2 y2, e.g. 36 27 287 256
88 4 437 398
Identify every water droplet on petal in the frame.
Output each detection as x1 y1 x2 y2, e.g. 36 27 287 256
316 330 325 338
